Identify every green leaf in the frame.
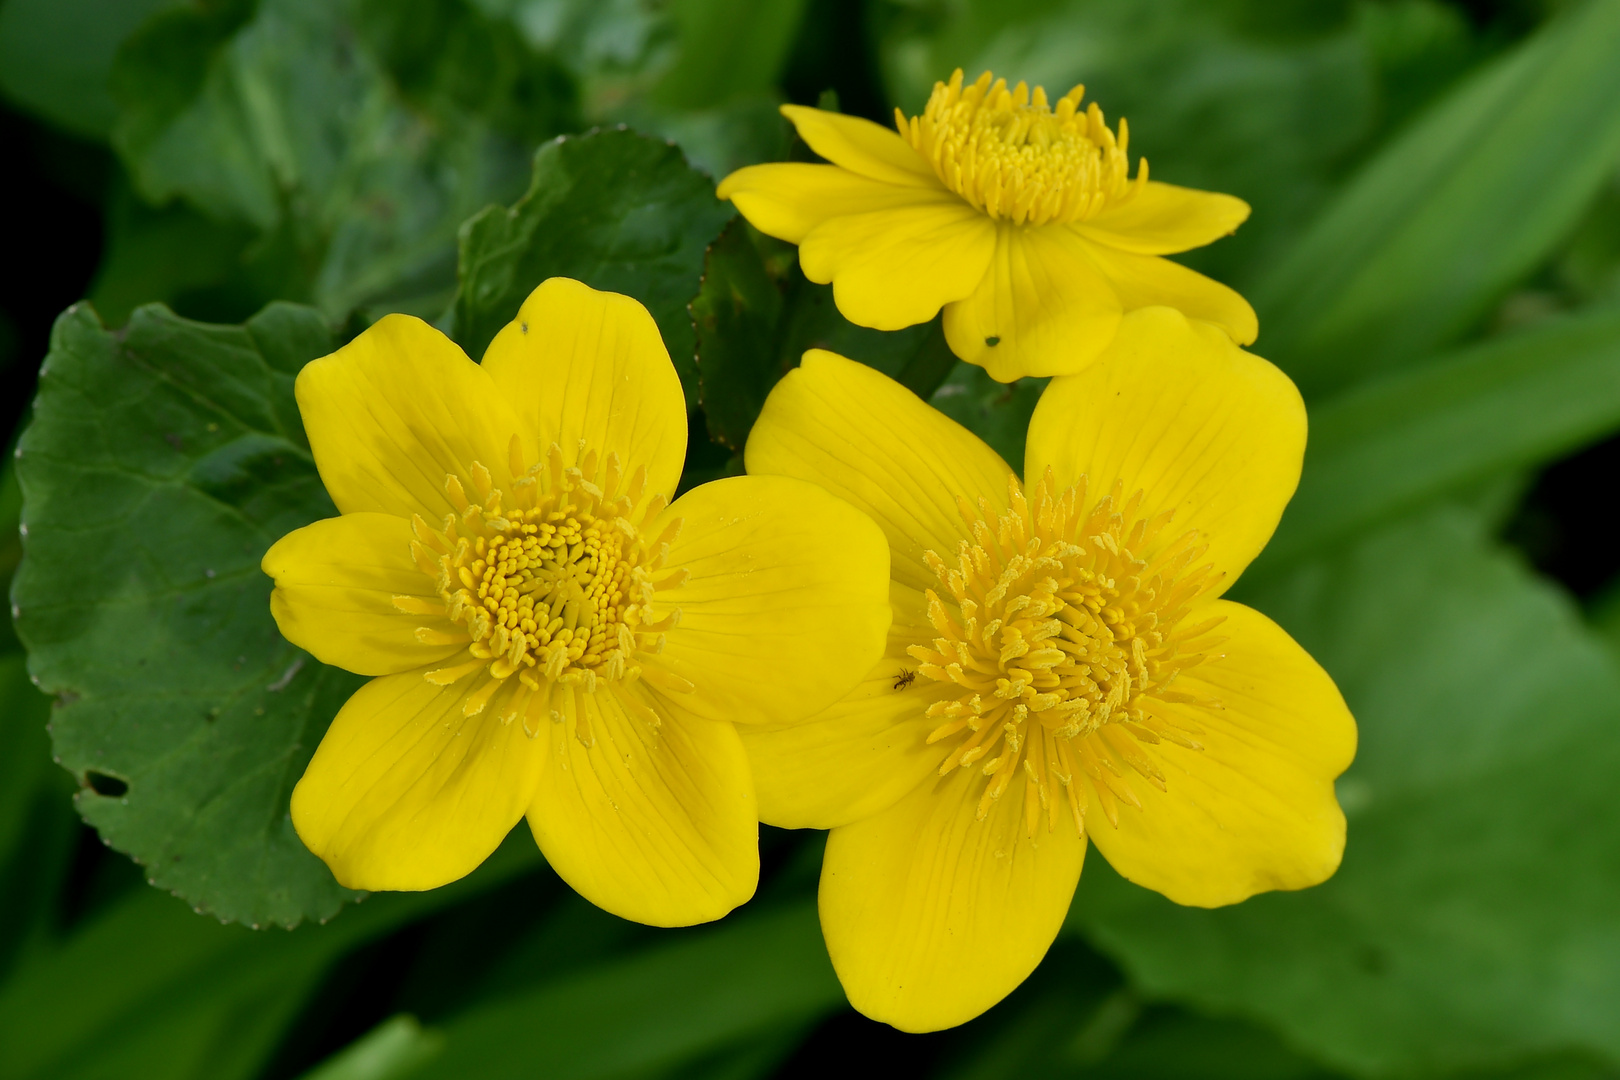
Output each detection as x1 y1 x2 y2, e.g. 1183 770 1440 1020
0 835 541 1080
296 1016 445 1080
0 885 331 1080
1252 0 1620 396
650 0 808 111
12 300 360 927
690 218 787 451
927 365 1047 476
1072 505 1620 1075
450 128 735 405
108 0 551 321
690 221 960 450
0 0 174 138
401 900 841 1080
87 177 261 330
1258 303 1620 569
354 0 579 146
0 654 52 881
0 651 77 981
914 940 1128 1080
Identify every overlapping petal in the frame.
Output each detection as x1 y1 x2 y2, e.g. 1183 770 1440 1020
1086 601 1356 907
480 278 687 500
745 350 1013 595
739 581 944 829
264 512 458 676
820 766 1087 1033
1076 181 1251 255
528 686 758 926
942 225 1123 381
1087 245 1259 345
290 672 547 891
715 163 942 245
800 201 996 331
296 314 519 519
648 474 890 727
1026 307 1304 585
780 105 941 188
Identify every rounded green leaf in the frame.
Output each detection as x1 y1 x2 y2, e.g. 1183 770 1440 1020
13 300 363 927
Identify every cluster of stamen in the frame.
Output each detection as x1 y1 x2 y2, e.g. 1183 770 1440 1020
397 437 692 740
898 69 1145 227
909 469 1228 838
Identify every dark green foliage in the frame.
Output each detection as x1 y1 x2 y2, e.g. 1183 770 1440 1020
450 129 734 403
355 0 579 145
652 0 810 111
0 654 75 982
404 900 839 1079
12 301 359 927
1260 304 1620 568
691 219 789 451
0 0 175 138
690 221 958 451
106 0 557 323
0 837 540 1080
927 366 1047 476
1252 0 1620 395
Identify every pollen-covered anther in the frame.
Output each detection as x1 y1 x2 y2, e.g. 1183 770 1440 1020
915 467 1228 838
898 69 1146 227
414 442 684 730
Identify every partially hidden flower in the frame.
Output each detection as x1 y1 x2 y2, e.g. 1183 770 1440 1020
717 70 1257 383
263 277 890 926
740 307 1356 1028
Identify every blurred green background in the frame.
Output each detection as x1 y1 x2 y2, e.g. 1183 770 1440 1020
5 0 1620 1077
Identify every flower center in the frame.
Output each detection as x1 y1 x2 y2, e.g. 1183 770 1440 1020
898 69 1145 227
908 469 1227 838
399 438 690 733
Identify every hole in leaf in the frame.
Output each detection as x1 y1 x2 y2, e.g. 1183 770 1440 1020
984 335 1001 346
84 770 129 797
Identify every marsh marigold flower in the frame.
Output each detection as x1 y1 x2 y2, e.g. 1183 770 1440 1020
262 278 890 926
717 70 1257 383
741 307 1356 1028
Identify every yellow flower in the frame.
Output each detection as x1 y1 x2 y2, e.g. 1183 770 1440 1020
717 70 1257 382
262 277 890 926
741 307 1356 1029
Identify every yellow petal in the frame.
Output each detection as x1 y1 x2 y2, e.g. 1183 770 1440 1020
528 685 758 926
1076 181 1251 255
1085 243 1258 345
744 349 1012 596
296 314 520 518
263 513 461 677
1085 600 1356 907
648 474 890 727
1025 307 1304 584
779 104 940 189
942 224 1123 381
717 163 943 245
479 278 687 500
739 581 943 829
291 671 546 891
820 765 1087 1032
799 200 997 331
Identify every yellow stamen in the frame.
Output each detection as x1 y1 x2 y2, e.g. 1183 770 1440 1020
409 443 682 698
916 467 1225 837
898 69 1145 227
